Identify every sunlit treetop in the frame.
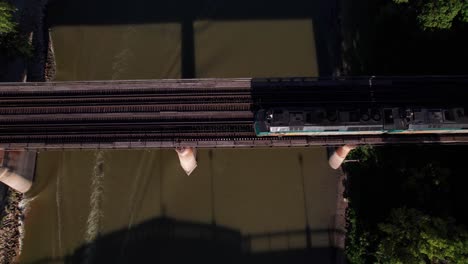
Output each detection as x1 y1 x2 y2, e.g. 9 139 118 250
393 0 468 30
0 2 16 35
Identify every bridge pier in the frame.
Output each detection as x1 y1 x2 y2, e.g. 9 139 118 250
0 150 36 193
175 147 198 176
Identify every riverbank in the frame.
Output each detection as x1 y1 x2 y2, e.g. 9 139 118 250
0 190 22 264
0 0 50 262
344 146 468 263
0 0 53 82
339 0 468 75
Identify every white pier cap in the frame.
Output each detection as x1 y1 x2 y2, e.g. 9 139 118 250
0 168 32 193
0 150 36 193
329 145 356 170
175 147 198 176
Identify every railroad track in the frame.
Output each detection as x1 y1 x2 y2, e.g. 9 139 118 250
0 79 257 147
0 77 467 149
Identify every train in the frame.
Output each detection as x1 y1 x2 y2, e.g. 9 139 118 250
254 107 468 136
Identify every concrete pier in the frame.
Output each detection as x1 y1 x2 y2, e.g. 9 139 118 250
175 147 197 176
328 145 356 170
0 150 36 193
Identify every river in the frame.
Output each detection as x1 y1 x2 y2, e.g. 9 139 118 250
18 0 344 263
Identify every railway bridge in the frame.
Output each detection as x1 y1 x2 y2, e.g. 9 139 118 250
0 76 468 150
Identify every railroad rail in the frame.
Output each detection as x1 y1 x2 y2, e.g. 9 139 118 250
0 77 468 149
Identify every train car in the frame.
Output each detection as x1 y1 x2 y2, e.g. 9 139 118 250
254 107 468 136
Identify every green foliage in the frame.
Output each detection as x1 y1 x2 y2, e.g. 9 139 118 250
345 208 371 264
345 146 468 263
0 1 16 35
375 208 468 263
461 2 468 23
0 1 32 58
393 0 468 29
418 0 464 29
348 145 377 164
0 31 33 57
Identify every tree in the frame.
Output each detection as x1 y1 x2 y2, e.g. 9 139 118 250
0 2 32 58
393 0 468 29
0 1 16 35
375 208 468 263
345 208 372 264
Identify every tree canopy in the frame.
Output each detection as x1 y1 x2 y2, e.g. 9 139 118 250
0 2 16 35
393 0 468 29
345 145 468 263
375 208 468 264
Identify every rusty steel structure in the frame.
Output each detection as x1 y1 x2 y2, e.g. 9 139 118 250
0 76 467 149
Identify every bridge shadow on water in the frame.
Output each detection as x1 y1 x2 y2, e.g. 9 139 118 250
26 216 344 264
46 0 342 77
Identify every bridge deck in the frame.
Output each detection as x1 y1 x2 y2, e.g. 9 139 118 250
1 77 468 149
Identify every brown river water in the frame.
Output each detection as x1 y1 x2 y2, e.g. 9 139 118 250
18 0 343 262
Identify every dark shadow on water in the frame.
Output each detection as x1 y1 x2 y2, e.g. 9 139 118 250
46 0 333 26
26 216 344 264
46 0 342 77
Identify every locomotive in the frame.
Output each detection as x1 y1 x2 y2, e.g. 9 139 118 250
254 107 468 136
